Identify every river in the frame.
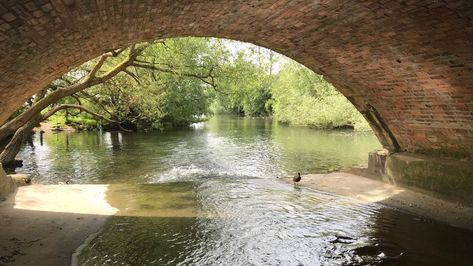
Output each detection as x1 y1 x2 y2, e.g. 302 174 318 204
16 116 473 265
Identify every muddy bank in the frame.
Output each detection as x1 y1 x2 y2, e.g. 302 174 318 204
0 185 116 265
33 121 76 133
282 171 473 231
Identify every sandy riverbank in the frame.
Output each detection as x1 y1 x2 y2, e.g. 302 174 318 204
282 171 473 230
0 185 117 265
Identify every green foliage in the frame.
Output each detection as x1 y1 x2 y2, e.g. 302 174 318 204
212 47 276 117
67 117 99 127
49 111 98 127
55 38 221 130
210 43 370 131
270 60 371 131
43 37 370 132
48 113 67 126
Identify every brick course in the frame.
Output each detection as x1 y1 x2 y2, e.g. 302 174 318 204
0 0 472 158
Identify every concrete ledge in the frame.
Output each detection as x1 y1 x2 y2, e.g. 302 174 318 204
282 172 473 230
368 149 390 181
9 173 32 186
0 164 16 200
385 153 473 204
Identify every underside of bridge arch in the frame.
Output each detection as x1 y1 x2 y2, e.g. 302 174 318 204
0 1 472 198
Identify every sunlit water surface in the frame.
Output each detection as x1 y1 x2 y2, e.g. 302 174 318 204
15 116 473 265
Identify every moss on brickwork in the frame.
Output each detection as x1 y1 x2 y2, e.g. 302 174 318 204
386 153 473 204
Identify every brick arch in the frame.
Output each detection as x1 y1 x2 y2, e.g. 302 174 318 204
0 0 472 159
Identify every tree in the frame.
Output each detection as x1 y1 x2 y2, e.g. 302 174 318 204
0 104 119 165
0 44 155 165
0 38 226 165
0 45 148 144
73 38 224 130
270 60 370 130
212 46 278 116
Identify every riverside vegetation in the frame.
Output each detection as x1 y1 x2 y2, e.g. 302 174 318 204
0 37 370 166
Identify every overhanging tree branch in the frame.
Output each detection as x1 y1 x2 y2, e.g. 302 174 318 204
0 44 149 142
87 52 113 79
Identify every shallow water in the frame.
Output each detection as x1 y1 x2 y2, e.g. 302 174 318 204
77 181 473 266
15 116 473 265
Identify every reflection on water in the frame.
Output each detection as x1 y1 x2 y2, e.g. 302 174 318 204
17 116 379 184
13 116 473 265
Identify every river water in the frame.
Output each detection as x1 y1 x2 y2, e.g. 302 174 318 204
16 116 473 265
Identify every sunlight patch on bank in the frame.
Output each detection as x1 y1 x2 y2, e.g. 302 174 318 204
13 184 119 215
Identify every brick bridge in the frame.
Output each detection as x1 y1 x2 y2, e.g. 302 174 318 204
0 1 472 200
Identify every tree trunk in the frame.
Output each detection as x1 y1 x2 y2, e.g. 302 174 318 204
0 114 41 166
0 81 92 143
0 129 27 166
0 104 129 166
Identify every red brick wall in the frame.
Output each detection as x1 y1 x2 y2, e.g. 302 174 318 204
0 0 472 158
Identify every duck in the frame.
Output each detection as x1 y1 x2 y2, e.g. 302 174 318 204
293 172 301 186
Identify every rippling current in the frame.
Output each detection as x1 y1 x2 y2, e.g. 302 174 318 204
15 116 473 265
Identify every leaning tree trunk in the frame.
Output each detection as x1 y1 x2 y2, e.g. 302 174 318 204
0 90 46 144
0 128 28 166
0 45 147 144
0 114 41 166
0 79 96 144
0 104 130 166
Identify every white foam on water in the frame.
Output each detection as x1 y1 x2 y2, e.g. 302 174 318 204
148 164 211 183
146 164 262 183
